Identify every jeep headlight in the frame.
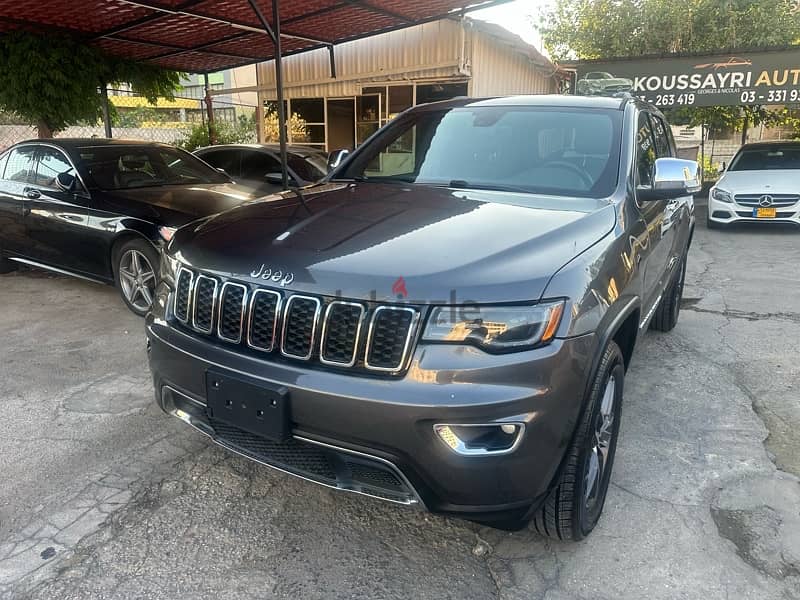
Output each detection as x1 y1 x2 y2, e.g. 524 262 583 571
422 301 565 353
711 188 733 203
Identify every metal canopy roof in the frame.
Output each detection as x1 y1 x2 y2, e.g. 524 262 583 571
0 0 510 73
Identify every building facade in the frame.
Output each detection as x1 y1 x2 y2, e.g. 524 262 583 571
241 17 558 152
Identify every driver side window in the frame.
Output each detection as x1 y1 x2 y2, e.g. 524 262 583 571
635 113 656 188
33 148 76 189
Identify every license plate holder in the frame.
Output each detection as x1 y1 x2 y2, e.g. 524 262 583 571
753 207 777 218
206 370 290 442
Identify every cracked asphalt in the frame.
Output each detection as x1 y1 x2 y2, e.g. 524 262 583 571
1 204 799 599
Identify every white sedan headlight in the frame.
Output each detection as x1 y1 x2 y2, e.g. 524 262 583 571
711 188 733 203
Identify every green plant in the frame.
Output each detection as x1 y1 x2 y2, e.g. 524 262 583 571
178 113 258 151
263 110 309 143
700 154 719 181
0 32 182 137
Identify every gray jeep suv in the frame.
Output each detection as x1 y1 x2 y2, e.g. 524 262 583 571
146 95 698 540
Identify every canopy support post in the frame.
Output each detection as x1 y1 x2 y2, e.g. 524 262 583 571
203 73 217 145
247 0 290 190
100 84 113 138
328 45 337 78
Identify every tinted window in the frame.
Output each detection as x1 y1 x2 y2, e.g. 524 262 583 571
4 147 36 183
341 106 623 199
77 146 229 190
729 146 800 171
649 115 672 158
33 147 75 188
635 113 657 187
287 152 326 182
198 148 241 177
240 151 281 180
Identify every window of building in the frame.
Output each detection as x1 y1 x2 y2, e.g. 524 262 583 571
416 82 468 104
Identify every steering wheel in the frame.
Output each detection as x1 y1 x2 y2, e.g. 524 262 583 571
540 161 594 189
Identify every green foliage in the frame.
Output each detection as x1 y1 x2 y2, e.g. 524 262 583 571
541 0 800 61
700 153 719 181
541 0 800 136
0 32 182 137
178 114 257 151
114 106 169 128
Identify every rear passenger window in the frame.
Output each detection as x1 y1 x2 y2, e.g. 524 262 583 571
3 147 36 183
199 149 241 178
649 115 672 158
635 113 656 187
33 147 75 188
0 151 8 179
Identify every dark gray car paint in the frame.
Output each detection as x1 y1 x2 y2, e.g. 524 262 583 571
147 95 695 519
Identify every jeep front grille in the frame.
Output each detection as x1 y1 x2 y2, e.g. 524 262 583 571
171 268 419 374
192 275 218 334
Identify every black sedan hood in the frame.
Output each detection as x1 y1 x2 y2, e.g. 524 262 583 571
99 182 260 227
171 182 616 304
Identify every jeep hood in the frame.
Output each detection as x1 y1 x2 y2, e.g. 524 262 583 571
171 182 616 303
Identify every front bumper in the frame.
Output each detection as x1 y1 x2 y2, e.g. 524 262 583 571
146 308 595 521
708 194 800 226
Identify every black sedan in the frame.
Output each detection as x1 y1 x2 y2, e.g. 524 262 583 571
194 143 328 196
0 139 262 315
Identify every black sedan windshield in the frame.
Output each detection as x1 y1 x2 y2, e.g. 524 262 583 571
340 106 622 198
77 145 230 190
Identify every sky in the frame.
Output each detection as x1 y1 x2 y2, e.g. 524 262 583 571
469 0 552 52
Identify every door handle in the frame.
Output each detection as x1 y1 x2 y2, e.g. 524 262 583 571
23 188 41 199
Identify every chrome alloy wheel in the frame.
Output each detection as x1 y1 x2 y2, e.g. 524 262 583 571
119 249 156 312
584 375 616 513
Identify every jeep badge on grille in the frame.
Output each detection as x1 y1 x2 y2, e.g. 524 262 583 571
250 264 295 287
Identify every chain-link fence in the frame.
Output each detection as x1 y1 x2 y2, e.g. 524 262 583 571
0 91 259 152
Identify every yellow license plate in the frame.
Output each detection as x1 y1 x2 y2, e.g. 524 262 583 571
755 207 777 218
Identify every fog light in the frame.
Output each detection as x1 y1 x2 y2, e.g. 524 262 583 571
434 423 524 456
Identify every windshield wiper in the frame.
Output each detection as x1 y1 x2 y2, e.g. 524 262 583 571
447 180 533 194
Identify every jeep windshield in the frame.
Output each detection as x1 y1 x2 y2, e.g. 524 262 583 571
339 105 622 198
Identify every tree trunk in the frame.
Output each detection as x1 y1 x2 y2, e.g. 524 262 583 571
741 114 749 145
36 120 53 139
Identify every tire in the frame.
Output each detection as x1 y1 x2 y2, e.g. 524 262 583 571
649 252 687 332
113 238 160 317
532 341 625 541
0 254 17 274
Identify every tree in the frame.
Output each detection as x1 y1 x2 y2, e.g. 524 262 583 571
541 0 800 61
541 0 800 140
0 32 183 138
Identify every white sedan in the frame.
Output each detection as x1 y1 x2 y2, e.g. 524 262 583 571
708 141 800 229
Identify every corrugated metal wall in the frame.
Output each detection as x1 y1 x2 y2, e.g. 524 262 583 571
257 20 466 99
468 27 557 97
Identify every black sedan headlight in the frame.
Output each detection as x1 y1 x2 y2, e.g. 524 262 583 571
422 301 565 353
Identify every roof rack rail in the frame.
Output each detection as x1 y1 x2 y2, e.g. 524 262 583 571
611 91 637 109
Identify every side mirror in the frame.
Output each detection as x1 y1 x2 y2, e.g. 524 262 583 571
265 172 297 186
55 172 76 193
327 149 350 171
638 158 701 201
